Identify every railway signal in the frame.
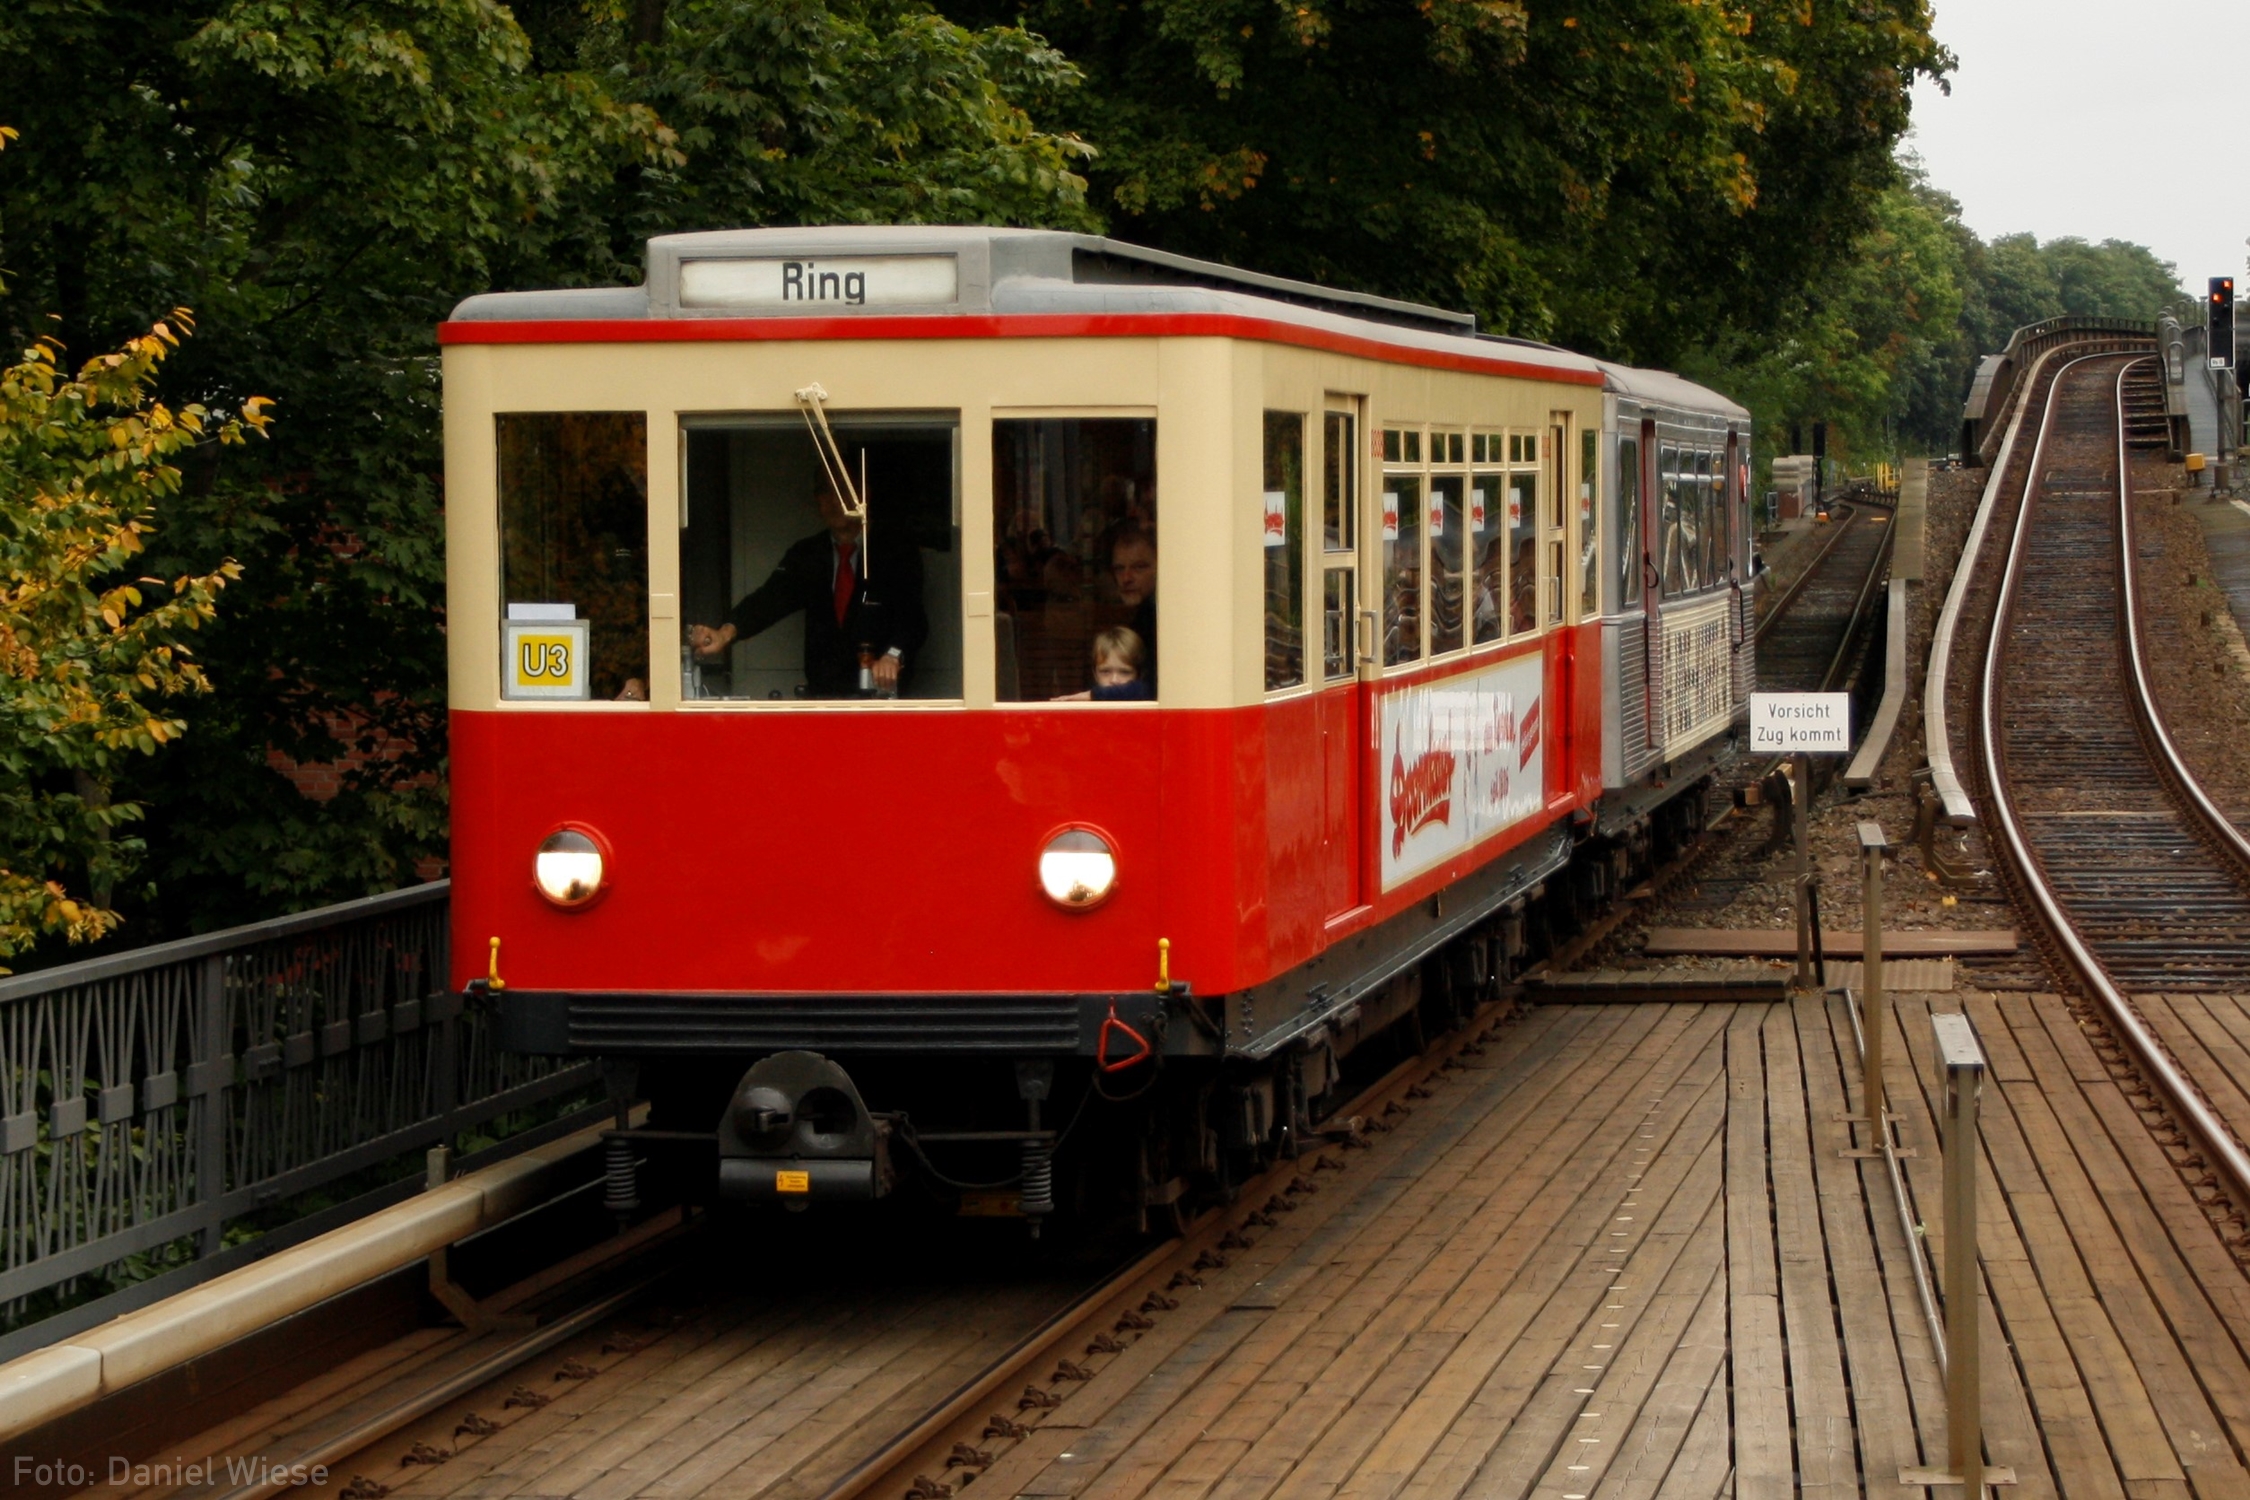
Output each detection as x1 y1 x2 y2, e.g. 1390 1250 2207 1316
2212 276 2235 368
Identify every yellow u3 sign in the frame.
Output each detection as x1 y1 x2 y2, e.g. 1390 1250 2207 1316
518 638 573 680
503 618 590 700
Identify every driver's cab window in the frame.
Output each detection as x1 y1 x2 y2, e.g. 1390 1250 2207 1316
678 415 961 701
992 418 1157 703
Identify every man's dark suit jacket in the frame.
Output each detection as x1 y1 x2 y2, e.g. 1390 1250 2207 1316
726 531 928 697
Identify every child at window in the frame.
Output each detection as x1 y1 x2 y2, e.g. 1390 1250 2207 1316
1053 626 1153 701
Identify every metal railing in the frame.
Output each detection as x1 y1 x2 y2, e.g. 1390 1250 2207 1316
0 883 598 1347
2166 319 2242 464
1959 315 2156 464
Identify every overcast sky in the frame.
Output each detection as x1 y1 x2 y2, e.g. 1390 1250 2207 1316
1905 0 2246 296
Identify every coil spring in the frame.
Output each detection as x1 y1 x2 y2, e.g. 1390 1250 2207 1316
604 1134 640 1219
1018 1137 1055 1226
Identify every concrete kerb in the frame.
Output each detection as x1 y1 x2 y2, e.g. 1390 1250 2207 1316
0 1118 615 1443
1926 343 2088 822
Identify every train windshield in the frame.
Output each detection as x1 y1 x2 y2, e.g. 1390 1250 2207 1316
992 417 1158 703
497 412 651 703
678 415 962 701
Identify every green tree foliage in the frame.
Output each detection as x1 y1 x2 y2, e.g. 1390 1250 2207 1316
0 0 1089 941
1683 166 1966 467
941 0 1948 362
630 0 1095 235
0 312 264 967
1687 162 2194 467
1966 233 2190 347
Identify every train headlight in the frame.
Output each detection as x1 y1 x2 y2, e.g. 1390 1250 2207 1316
533 828 606 908
1038 828 1117 910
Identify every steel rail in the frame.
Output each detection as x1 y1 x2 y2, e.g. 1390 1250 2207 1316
1744 502 1895 796
815 1014 1502 1500
1927 344 2078 822
1974 354 2250 1215
2114 369 2250 876
1820 509 1894 693
210 1269 675 1500
1753 499 1866 644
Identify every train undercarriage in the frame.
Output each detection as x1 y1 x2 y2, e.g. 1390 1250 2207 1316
503 764 1725 1241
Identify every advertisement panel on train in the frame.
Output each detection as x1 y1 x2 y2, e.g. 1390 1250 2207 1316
1379 653 1547 890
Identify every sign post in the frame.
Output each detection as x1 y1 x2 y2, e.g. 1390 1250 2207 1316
1750 693 1854 989
1859 821 1890 1132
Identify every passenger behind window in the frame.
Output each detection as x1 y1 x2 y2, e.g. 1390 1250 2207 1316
1473 534 1505 643
1052 626 1153 701
992 418 1156 702
687 481 927 697
1107 526 1157 690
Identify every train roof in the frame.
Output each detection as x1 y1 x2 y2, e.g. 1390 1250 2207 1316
1470 333 1748 423
1595 361 1751 423
445 226 1605 383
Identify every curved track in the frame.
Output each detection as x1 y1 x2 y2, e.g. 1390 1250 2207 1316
1977 352 2250 1212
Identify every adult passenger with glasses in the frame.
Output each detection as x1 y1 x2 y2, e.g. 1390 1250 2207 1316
688 481 928 698
1106 525 1158 692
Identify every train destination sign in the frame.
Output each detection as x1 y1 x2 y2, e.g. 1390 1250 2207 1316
1749 691 1852 753
679 254 960 309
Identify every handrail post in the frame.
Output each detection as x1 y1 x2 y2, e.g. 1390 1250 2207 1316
1794 751 1815 987
1904 1014 1998 1494
1860 823 1889 1131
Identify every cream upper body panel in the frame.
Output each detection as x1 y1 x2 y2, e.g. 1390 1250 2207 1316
445 335 1607 714
444 227 1613 716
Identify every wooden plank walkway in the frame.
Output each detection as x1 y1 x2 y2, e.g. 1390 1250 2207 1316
1641 930 2017 958
952 991 2250 1500
166 988 2250 1500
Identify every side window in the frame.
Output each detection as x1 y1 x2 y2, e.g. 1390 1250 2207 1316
992 418 1157 702
1579 426 1600 619
1321 410 1357 679
1507 435 1538 637
1429 430 1465 657
679 416 959 701
1380 428 1422 666
1545 420 1566 626
1471 433 1503 646
1615 435 1641 611
1264 412 1306 691
1696 448 1716 588
1659 443 1685 596
498 412 649 703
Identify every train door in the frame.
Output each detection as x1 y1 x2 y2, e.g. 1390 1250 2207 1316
1723 429 1744 622
1546 412 1572 796
1638 419 1661 749
1317 400 1367 921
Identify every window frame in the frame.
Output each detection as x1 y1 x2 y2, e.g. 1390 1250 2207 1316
1262 409 1309 694
1377 428 1425 669
670 407 967 708
987 409 1158 707
1470 433 1506 649
1321 404 1362 683
495 409 652 709
1427 427 1469 659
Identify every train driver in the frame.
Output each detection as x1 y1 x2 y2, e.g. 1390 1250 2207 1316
687 481 928 697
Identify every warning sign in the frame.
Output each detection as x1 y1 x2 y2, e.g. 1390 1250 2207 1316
1749 692 1852 753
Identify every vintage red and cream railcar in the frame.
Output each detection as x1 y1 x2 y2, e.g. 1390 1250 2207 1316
442 227 1751 1225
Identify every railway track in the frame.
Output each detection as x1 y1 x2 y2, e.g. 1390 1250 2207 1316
1975 351 2250 1218
1755 497 1894 695
105 1012 1506 1500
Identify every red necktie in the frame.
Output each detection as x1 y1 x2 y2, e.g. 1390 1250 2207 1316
834 541 855 625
